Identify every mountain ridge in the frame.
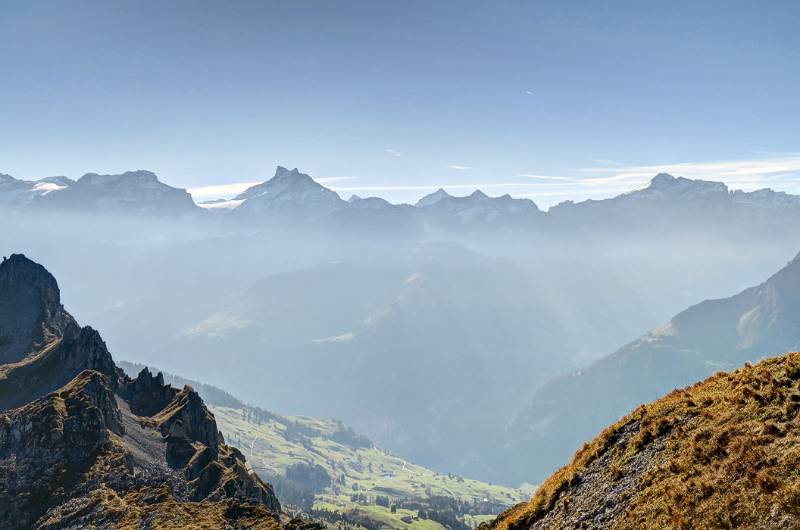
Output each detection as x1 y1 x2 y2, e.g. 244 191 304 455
8 167 800 234
0 254 285 529
506 249 800 484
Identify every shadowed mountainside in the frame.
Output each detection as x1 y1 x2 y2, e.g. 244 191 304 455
506 250 800 484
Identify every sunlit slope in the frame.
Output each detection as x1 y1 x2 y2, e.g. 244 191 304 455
211 406 526 529
486 351 800 529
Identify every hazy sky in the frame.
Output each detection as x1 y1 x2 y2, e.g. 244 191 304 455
2 0 799 207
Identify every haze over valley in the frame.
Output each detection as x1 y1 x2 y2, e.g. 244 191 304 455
4 166 800 487
3 2 800 528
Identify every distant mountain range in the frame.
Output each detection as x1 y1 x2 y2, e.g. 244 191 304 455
506 249 800 484
5 164 800 488
549 172 800 235
6 166 800 235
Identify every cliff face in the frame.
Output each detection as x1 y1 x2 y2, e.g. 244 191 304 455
0 254 281 530
485 352 800 530
0 254 75 364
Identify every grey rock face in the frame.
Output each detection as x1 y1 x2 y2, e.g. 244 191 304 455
0 254 76 364
0 254 281 529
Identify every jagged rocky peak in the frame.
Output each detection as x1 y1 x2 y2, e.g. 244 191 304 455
233 166 345 218
235 166 327 200
415 188 452 207
0 254 75 363
124 366 174 416
0 254 283 528
273 165 310 182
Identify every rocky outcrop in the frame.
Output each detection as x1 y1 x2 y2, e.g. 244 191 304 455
0 254 282 529
121 367 174 416
0 370 122 527
0 254 75 364
0 322 118 411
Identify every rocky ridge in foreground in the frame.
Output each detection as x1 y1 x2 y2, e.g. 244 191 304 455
485 352 800 529
0 254 284 529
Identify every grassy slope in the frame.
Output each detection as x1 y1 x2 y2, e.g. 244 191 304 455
487 351 800 529
211 406 526 530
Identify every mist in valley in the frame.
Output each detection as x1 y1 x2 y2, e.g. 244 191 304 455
4 169 799 486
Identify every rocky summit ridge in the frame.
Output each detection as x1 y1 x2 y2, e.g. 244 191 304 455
0 254 75 364
0 254 286 529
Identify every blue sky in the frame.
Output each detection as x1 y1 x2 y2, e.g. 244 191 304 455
1 0 799 207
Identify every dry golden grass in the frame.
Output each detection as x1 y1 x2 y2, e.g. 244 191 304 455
487 352 800 529
38 483 281 530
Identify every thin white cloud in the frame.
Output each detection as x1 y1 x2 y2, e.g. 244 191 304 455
189 176 355 200
525 89 535 96
331 182 551 193
512 154 800 207
580 154 800 192
447 165 475 171
188 182 260 199
385 148 404 158
315 176 355 184
188 153 800 208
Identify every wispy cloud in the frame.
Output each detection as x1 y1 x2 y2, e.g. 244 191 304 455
315 176 355 184
189 176 355 199
189 154 800 208
385 148 404 158
513 154 800 207
525 89 535 96
579 154 800 191
333 154 800 197
331 182 547 193
188 182 260 199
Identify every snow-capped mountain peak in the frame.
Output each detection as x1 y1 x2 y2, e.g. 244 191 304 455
233 166 345 218
35 170 198 215
0 174 75 207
